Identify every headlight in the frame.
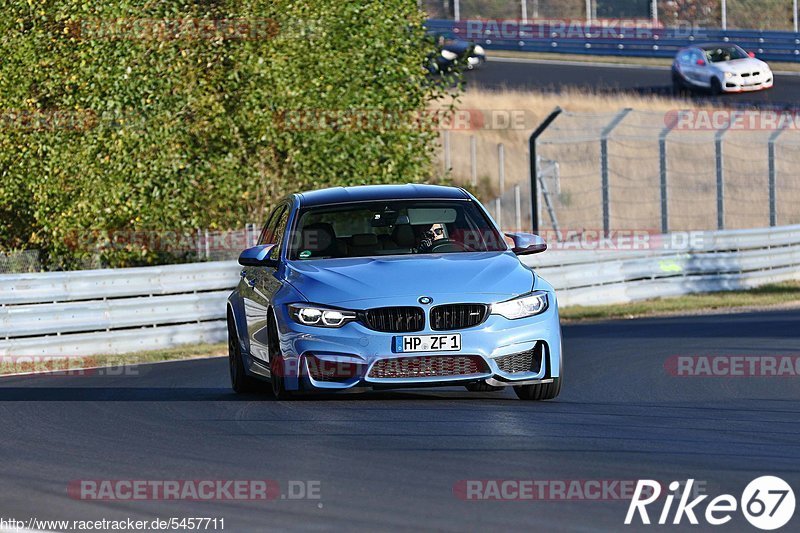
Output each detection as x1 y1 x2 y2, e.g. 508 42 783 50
440 49 458 61
723 71 734 79
288 304 357 328
473 45 485 55
490 291 549 320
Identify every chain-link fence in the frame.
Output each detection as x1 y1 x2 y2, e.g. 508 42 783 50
424 1 800 31
438 108 800 234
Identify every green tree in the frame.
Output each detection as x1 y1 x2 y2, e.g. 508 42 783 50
0 0 449 268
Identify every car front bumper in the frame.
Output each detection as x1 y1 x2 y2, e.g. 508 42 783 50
271 301 562 392
722 73 774 92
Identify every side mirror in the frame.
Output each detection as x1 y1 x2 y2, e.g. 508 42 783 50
238 244 278 267
505 232 547 255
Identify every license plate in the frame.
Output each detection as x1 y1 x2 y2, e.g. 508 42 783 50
395 334 461 353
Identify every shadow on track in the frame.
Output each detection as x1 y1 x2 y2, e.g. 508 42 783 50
0 386 521 402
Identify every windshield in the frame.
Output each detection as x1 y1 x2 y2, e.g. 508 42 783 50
703 45 748 63
288 200 506 260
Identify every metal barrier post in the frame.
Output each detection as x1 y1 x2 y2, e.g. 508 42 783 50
600 108 631 236
470 135 477 186
514 184 522 232
528 107 562 233
659 120 676 234
722 0 728 30
714 125 730 230
768 123 789 227
443 130 451 173
495 197 502 229
498 143 506 196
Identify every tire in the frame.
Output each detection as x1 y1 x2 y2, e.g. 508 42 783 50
514 350 562 401
465 382 504 392
228 313 260 394
513 377 561 401
267 313 293 400
710 77 723 96
672 72 687 94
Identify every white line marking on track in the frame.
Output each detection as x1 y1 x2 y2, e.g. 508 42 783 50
486 55 800 77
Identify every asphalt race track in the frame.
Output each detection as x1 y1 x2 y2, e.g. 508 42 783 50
1 309 798 531
471 57 800 108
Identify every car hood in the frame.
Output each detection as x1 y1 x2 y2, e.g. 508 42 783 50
716 57 769 74
285 252 534 306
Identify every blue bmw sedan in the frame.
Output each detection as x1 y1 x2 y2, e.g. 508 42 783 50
227 184 562 400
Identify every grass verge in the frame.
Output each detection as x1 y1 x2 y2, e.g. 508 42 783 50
560 280 800 321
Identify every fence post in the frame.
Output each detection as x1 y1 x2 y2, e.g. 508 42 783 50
714 125 730 230
454 0 460 21
659 120 676 235
194 228 203 261
721 0 727 30
795 0 799 33
246 223 257 247
600 108 632 236
768 123 789 227
498 143 506 196
521 0 527 23
528 107 562 233
443 130 451 174
470 135 477 187
514 184 522 231
495 197 502 229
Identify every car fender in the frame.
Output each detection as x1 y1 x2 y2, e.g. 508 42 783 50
227 290 250 356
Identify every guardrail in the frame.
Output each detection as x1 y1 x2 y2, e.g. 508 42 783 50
525 225 800 306
0 262 239 357
1 225 799 357
426 19 800 62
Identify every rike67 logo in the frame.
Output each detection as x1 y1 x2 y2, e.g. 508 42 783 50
626 477 795 530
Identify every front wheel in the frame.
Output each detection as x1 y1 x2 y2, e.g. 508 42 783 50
267 313 293 400
514 377 561 401
672 72 687 94
228 316 261 393
710 77 723 96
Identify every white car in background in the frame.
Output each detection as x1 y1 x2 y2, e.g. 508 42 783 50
672 44 773 95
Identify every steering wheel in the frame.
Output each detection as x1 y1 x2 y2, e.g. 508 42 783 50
430 239 467 253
